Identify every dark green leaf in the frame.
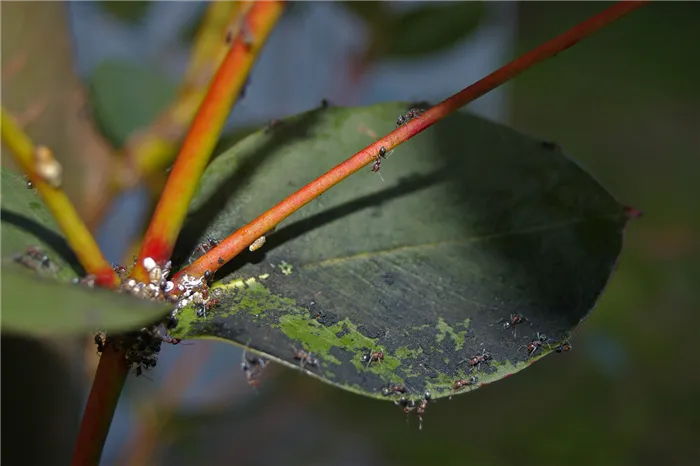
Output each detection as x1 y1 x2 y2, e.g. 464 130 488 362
1 263 173 336
98 1 151 24
88 60 177 147
341 1 387 26
172 102 629 403
1 168 80 281
385 2 485 58
178 3 209 44
1 167 172 335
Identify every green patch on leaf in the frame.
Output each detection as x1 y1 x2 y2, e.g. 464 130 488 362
172 102 630 403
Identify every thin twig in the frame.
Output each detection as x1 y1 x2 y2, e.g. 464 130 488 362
175 1 650 280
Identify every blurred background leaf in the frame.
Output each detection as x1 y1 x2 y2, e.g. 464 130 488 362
0 1 113 219
382 2 485 58
98 1 152 24
88 60 177 148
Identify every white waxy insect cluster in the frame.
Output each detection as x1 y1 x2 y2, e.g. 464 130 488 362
248 235 266 252
119 257 176 303
34 146 63 189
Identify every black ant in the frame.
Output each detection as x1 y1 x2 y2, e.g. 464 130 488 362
416 397 429 430
520 333 550 358
555 341 572 353
453 376 479 393
161 335 181 345
241 352 268 388
362 350 384 368
14 245 53 272
265 119 283 133
496 313 529 337
94 333 105 355
190 237 219 263
292 346 318 369
381 383 406 397
371 146 387 173
460 349 492 372
396 108 425 127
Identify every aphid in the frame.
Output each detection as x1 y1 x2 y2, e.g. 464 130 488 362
453 376 479 392
292 346 319 369
461 349 492 372
555 341 572 353
249 236 266 252
496 313 528 337
25 177 33 190
520 333 550 357
381 383 406 397
396 108 425 128
34 145 63 188
320 98 330 108
362 350 384 368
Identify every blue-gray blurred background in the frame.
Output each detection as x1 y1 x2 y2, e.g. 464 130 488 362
2 2 699 465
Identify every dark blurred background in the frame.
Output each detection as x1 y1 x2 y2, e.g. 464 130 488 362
2 2 699 465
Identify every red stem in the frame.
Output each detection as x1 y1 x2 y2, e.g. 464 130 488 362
176 1 649 281
131 1 285 283
71 349 129 466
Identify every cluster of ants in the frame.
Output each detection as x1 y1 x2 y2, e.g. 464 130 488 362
371 107 426 174
495 313 573 357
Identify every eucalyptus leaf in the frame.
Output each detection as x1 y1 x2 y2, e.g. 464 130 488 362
172 102 629 402
1 263 173 336
1 168 80 281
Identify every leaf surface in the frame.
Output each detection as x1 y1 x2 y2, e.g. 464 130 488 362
172 102 628 402
1 263 173 336
1 168 172 335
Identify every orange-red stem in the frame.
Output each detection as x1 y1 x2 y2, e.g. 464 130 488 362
131 1 285 282
176 1 649 280
71 349 129 466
